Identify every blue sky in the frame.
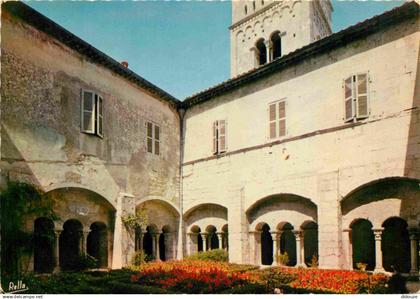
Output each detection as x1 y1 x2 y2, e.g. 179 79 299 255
26 1 404 100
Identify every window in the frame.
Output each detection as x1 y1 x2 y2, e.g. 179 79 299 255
269 100 286 139
81 89 103 137
256 39 267 66
212 120 227 154
270 31 282 60
146 122 160 155
344 73 369 122
253 0 256 11
244 5 248 15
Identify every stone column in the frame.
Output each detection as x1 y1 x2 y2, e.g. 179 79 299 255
82 229 90 255
202 233 208 252
154 234 160 261
186 233 193 256
248 231 256 264
408 227 419 275
164 233 171 260
255 231 262 265
53 230 62 273
271 231 279 266
294 230 303 266
250 47 258 68
138 228 145 251
217 233 223 249
265 40 272 63
373 228 384 272
343 229 353 270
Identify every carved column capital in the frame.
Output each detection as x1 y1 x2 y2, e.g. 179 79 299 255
293 230 302 241
373 228 384 240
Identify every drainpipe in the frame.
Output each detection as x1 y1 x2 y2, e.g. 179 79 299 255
177 105 186 260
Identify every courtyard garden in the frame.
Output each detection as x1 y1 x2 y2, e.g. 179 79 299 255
17 250 396 294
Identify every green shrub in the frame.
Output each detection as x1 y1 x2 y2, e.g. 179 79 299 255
131 250 147 266
108 281 168 294
276 252 289 266
227 263 260 273
184 249 228 262
66 254 99 271
220 283 266 294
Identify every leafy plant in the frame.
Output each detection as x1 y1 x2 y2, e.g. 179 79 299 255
356 262 367 271
1 181 58 281
131 250 148 266
121 205 148 231
184 249 228 262
309 254 318 268
276 252 289 266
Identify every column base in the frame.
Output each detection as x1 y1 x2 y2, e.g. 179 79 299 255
53 267 61 274
373 267 385 273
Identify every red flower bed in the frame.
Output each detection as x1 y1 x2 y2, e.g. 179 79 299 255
130 260 257 294
266 267 389 294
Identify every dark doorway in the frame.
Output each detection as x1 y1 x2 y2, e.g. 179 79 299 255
34 217 55 273
59 219 83 271
302 221 318 266
261 224 273 265
280 223 296 266
382 217 410 273
87 222 108 268
351 219 375 271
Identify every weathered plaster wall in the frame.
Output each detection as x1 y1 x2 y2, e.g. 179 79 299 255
1 11 181 267
183 17 419 267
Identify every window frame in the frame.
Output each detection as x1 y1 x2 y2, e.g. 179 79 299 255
268 99 287 140
146 121 161 156
343 72 370 123
212 119 228 155
81 89 104 138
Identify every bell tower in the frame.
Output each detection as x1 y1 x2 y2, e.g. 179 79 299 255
230 0 333 77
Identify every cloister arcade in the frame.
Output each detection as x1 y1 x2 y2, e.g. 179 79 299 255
32 187 115 273
247 194 319 266
342 177 420 274
184 204 229 255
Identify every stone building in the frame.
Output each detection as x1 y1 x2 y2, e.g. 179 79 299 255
1 1 419 275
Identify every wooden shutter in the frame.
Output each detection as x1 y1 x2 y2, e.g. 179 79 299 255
344 76 354 122
81 90 95 133
278 101 286 137
146 122 153 153
213 121 218 154
154 125 160 155
218 120 226 153
269 103 277 138
356 73 369 119
96 95 104 137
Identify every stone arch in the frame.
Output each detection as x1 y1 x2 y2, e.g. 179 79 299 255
136 199 180 261
350 219 375 271
341 177 420 226
33 217 55 273
87 221 108 268
206 225 219 250
44 183 116 210
247 193 318 230
255 38 267 66
382 217 410 273
221 224 229 250
59 219 83 271
270 30 282 60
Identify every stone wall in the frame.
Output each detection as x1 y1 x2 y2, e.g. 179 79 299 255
1 9 181 268
183 16 419 268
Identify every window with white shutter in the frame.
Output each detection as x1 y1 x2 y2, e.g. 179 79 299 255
212 120 227 155
81 90 104 137
268 100 287 139
146 121 160 155
344 72 369 122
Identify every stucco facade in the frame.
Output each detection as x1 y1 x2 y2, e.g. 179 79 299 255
1 1 419 275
